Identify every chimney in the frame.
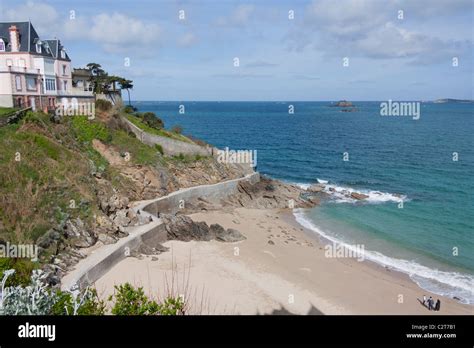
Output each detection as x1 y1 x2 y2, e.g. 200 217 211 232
9 25 20 52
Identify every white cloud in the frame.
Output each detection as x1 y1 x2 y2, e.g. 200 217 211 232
286 0 473 63
216 4 255 26
177 32 198 47
4 1 59 33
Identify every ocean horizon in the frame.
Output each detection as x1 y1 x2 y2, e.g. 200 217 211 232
135 100 474 304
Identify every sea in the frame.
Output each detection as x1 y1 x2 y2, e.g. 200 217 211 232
135 101 474 304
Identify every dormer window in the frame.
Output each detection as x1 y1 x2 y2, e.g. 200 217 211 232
60 50 66 59
36 43 42 53
0 39 5 52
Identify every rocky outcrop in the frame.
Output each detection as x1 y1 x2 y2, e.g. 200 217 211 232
350 192 369 200
222 176 320 210
160 213 245 243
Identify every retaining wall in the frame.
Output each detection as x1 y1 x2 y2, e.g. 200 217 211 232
122 117 211 157
61 172 260 291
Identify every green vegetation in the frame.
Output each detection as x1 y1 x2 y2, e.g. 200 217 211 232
0 107 17 118
109 283 185 315
50 288 106 315
95 99 112 111
71 116 112 144
171 153 208 163
0 258 37 287
124 113 193 143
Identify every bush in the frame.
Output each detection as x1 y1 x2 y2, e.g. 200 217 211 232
109 283 185 315
140 112 164 130
171 125 183 134
71 116 112 144
154 144 164 155
95 99 112 111
123 105 137 114
0 269 106 315
109 283 161 315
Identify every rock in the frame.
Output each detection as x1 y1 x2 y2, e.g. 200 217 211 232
268 240 275 245
63 218 96 248
161 214 213 241
307 184 325 193
221 228 246 242
113 209 131 227
350 192 369 200
36 229 61 249
97 233 117 245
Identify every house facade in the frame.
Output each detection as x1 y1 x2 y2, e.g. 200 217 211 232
0 21 94 112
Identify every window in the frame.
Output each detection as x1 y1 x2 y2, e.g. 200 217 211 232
0 40 5 52
62 65 67 75
60 50 66 59
6 59 12 67
63 80 68 91
36 43 42 53
15 75 22 91
45 78 56 91
26 76 37 91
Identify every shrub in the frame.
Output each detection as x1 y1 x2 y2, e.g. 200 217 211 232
71 116 112 144
154 144 164 155
140 112 164 130
0 258 36 287
109 283 161 315
95 99 112 111
171 125 183 134
0 269 105 315
109 283 185 315
123 105 136 114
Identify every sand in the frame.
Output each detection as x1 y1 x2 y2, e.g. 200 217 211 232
94 208 473 315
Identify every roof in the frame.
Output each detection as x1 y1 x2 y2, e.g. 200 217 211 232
0 21 70 61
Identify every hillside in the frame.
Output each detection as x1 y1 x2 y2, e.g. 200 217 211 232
0 104 249 285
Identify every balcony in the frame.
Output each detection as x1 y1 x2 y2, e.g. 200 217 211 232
57 88 94 97
0 66 41 75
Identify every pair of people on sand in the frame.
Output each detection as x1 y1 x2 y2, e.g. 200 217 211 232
422 295 440 311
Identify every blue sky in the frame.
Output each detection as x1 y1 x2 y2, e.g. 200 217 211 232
1 0 472 101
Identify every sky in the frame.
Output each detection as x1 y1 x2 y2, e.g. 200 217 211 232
1 0 472 101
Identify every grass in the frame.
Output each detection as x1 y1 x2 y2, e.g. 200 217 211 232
0 107 17 118
110 129 164 166
125 114 193 143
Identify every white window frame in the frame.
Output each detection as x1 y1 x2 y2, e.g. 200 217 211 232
15 75 22 91
0 39 5 52
36 43 42 53
60 50 66 59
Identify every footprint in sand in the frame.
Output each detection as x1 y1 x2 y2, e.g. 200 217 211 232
263 250 276 258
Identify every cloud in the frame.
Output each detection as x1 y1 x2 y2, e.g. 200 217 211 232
3 2 162 54
177 32 198 47
212 73 272 79
3 1 59 33
286 0 473 64
216 4 255 26
245 60 278 68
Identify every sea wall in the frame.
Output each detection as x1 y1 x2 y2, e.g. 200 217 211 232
61 172 260 291
122 117 211 157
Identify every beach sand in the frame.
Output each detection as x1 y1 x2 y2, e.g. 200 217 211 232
95 208 473 315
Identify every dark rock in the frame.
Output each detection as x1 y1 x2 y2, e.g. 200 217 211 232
350 192 369 200
161 214 213 241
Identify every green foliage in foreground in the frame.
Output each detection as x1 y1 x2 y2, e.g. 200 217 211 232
109 283 185 315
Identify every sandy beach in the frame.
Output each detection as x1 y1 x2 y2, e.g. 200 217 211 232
94 207 473 315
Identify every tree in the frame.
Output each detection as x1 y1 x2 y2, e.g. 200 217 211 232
86 63 107 94
118 78 134 106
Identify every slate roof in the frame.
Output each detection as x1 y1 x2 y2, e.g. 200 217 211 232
0 21 70 61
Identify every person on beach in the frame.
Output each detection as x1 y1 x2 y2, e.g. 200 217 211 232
435 299 441 311
428 296 434 310
422 295 427 306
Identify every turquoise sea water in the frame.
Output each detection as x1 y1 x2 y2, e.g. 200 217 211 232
135 101 474 304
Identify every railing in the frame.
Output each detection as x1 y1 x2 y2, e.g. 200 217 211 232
0 66 40 74
57 89 94 97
